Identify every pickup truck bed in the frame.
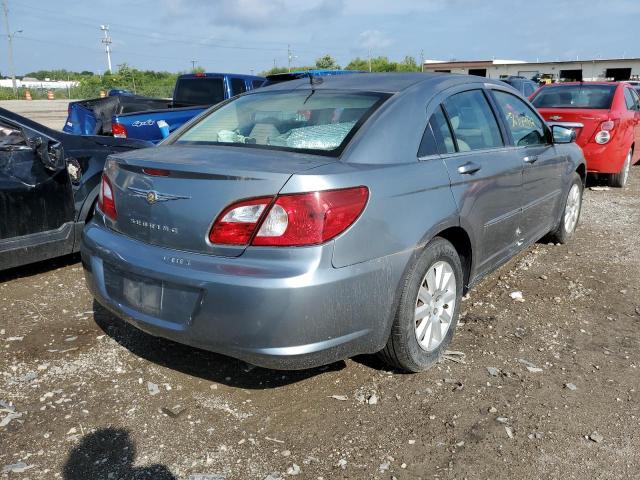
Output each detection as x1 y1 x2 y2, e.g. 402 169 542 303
64 73 266 143
64 95 171 136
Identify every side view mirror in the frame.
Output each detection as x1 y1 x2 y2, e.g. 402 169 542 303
31 136 65 171
551 125 576 144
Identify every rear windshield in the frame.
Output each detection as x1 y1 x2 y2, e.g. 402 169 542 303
531 84 616 109
172 90 388 155
174 78 225 107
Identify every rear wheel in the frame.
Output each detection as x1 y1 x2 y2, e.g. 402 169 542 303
548 173 582 244
380 237 463 372
609 148 632 188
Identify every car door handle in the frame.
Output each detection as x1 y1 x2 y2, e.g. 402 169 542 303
457 162 481 175
523 155 538 164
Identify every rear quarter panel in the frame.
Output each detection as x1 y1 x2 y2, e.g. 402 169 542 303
281 160 458 269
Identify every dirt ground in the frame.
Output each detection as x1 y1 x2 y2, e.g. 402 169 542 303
1 102 639 479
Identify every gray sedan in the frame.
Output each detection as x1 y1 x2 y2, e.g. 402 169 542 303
81 73 585 372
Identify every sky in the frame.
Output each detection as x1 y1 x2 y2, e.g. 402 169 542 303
2 0 640 76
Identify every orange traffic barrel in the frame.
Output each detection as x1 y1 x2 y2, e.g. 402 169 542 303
25 90 32 100
99 89 107 98
47 90 55 100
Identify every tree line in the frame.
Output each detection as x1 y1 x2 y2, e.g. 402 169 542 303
0 54 423 100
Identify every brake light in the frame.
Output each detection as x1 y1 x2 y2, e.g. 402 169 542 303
209 196 273 245
112 123 128 138
142 168 170 176
600 120 615 131
594 119 617 144
194 72 206 77
208 187 369 247
98 174 117 220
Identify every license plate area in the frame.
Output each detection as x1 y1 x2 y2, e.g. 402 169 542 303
123 277 163 316
103 263 202 325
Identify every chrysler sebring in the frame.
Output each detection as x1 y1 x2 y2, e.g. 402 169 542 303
82 73 585 372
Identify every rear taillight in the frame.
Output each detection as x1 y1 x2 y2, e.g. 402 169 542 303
209 187 369 247
209 196 272 245
98 173 117 220
112 123 128 138
594 119 617 144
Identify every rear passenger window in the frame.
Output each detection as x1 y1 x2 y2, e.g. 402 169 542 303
231 78 247 96
624 88 638 111
442 90 503 151
523 83 535 97
492 90 547 147
419 106 455 156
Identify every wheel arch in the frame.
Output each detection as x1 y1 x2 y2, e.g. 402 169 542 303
433 226 473 292
575 162 586 186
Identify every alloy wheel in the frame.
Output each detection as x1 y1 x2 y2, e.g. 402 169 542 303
563 183 581 233
414 260 457 352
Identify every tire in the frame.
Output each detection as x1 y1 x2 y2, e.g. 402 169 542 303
609 148 632 188
548 173 583 244
380 237 463 372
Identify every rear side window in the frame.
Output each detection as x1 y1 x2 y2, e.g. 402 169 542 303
231 78 247 96
523 83 535 97
252 80 264 89
174 78 225 106
443 90 503 151
624 88 638 111
492 90 547 147
419 106 455 156
531 85 616 109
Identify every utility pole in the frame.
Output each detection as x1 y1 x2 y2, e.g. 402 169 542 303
2 0 18 96
287 44 297 72
100 25 112 73
367 49 372 72
420 49 424 72
190 59 197 71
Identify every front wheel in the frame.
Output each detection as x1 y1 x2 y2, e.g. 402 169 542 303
548 173 583 244
609 148 632 188
379 237 463 372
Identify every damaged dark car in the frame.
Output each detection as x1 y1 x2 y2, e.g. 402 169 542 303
0 108 151 271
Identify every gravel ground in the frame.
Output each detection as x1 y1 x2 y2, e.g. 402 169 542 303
1 105 639 479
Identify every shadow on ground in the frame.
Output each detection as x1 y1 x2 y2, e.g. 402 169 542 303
63 428 176 480
93 300 346 390
0 253 79 283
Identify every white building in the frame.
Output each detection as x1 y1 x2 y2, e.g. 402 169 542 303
422 58 640 82
0 78 79 90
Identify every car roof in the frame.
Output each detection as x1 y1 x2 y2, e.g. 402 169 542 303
178 73 265 80
257 72 506 94
541 81 619 87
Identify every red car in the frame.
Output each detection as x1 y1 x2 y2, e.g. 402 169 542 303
531 82 640 187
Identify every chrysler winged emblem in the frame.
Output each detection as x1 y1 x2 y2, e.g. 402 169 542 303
128 187 191 205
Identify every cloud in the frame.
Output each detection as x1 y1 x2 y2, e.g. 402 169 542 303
358 30 393 51
161 0 345 30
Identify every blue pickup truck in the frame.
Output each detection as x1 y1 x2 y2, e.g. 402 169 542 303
64 72 265 143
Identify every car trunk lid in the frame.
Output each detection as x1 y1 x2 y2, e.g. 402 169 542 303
105 144 335 257
538 108 610 146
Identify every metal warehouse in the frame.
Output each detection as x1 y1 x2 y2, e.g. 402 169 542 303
422 57 640 82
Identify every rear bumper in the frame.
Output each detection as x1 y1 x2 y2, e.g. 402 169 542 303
581 141 628 174
81 221 406 369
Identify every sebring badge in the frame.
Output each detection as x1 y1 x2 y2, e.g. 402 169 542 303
128 187 191 205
